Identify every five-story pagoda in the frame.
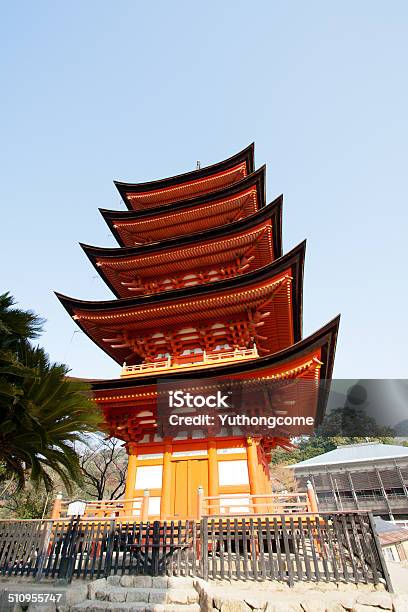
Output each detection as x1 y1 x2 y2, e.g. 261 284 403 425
57 144 339 521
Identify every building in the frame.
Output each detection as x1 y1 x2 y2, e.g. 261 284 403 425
291 442 408 520
374 517 408 562
57 144 339 521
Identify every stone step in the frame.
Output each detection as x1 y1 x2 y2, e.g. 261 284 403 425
93 586 199 605
105 575 195 589
72 602 200 611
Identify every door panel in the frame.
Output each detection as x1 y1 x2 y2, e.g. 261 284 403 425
172 460 188 519
171 458 208 519
188 459 208 517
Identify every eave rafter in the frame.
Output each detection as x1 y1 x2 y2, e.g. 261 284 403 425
83 196 282 298
104 352 323 443
124 163 247 210
97 274 292 362
114 143 254 210
91 315 340 442
100 226 272 296
101 167 266 247
56 242 305 366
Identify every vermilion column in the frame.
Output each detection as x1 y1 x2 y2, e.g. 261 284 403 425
208 439 219 515
259 455 272 511
160 442 172 520
246 437 262 511
260 451 271 492
124 447 137 516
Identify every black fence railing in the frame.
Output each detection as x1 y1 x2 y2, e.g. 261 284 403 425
0 518 197 582
0 512 393 591
200 512 392 591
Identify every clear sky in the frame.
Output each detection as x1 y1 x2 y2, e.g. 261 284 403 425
1 1 407 380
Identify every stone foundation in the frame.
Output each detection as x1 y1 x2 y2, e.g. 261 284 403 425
194 579 407 612
1 576 407 612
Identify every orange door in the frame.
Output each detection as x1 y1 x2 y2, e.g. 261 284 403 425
171 458 208 519
173 459 188 519
188 459 208 517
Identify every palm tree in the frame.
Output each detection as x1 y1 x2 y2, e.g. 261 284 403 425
0 292 42 407
0 292 100 492
0 292 42 345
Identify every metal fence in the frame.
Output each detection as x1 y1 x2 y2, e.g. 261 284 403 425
0 512 392 591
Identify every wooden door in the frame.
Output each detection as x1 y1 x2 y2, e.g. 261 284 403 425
171 458 208 519
173 460 188 519
188 459 208 517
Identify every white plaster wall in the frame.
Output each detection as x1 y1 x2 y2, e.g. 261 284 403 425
218 460 249 485
135 465 163 489
148 496 161 515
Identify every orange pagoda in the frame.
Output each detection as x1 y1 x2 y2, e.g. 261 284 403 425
57 144 339 521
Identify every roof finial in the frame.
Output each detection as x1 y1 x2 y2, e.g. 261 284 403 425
196 160 201 170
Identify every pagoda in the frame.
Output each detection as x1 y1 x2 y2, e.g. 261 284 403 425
57 144 339 521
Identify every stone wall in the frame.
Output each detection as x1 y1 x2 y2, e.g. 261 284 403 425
1 576 408 612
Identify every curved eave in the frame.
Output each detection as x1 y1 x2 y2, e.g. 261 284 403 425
91 315 340 426
102 166 266 247
115 143 254 209
82 196 283 297
56 241 305 365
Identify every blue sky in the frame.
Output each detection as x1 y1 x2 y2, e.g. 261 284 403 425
1 1 407 379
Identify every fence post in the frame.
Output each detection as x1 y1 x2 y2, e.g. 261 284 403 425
141 489 150 522
367 512 394 593
200 517 208 581
307 480 319 513
151 521 161 577
57 516 79 582
197 486 203 520
50 492 63 519
35 520 53 582
104 519 116 578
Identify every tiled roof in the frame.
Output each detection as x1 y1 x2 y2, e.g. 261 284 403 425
379 530 408 546
373 518 408 546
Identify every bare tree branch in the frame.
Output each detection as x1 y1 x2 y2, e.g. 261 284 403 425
79 436 127 500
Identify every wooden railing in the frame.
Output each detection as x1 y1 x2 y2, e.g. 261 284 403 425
54 496 146 520
53 484 318 522
200 492 312 517
121 346 259 377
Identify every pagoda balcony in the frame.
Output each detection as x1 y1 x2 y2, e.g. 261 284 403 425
120 346 259 378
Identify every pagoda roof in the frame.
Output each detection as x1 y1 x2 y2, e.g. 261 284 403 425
81 197 282 298
91 316 340 437
56 242 305 366
101 167 266 247
115 143 254 211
